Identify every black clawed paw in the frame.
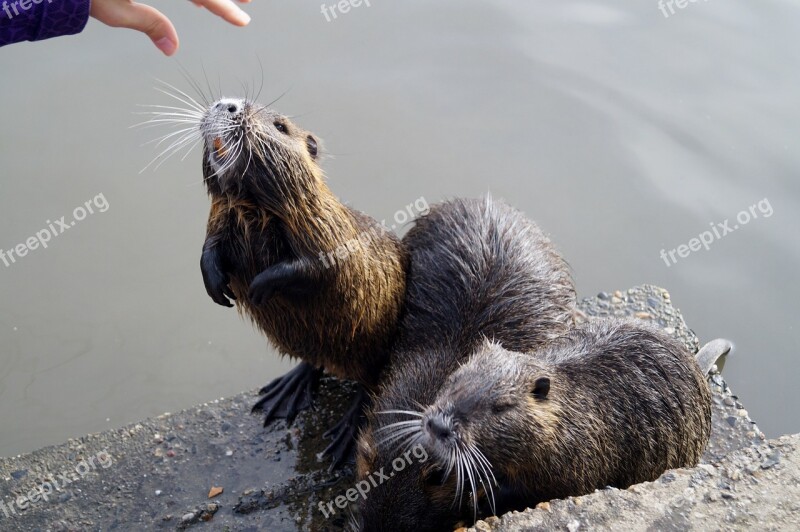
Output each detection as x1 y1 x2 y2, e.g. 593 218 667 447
202 251 236 308
248 274 277 305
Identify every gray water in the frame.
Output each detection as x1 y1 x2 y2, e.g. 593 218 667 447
0 0 798 457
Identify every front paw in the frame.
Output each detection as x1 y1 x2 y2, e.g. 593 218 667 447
201 250 236 308
248 270 278 305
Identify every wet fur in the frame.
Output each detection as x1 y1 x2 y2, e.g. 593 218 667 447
201 106 407 386
355 197 577 531
426 319 713 517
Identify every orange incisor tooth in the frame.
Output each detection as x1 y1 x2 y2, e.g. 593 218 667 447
213 137 227 157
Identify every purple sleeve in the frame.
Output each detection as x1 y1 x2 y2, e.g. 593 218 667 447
0 0 91 47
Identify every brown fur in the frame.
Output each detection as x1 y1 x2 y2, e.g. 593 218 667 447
200 102 407 387
419 319 713 518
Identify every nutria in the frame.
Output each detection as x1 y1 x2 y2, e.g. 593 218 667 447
354 196 577 531
197 97 407 466
401 320 722 524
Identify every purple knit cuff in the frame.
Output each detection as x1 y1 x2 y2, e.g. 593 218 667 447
0 0 91 47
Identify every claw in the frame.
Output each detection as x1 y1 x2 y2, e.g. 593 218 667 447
252 362 322 427
323 387 370 471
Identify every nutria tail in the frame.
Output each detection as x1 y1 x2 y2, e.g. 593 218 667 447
695 338 733 375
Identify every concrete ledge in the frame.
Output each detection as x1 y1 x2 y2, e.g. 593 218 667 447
0 286 773 531
470 434 800 532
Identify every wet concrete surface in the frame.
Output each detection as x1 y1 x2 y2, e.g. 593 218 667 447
0 286 768 531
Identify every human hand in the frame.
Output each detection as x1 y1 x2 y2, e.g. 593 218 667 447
90 0 252 57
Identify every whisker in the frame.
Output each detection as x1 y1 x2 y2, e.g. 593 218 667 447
374 420 423 433
376 410 425 418
155 78 206 112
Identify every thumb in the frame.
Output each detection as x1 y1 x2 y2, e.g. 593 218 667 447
91 0 179 56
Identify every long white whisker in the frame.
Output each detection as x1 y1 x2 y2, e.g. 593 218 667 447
374 420 423 433
376 410 425 418
154 79 207 112
469 444 496 516
145 127 200 148
136 103 206 114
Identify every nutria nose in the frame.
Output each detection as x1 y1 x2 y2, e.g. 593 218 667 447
426 416 452 440
214 101 240 115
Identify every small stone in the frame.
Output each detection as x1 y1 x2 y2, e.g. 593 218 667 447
181 512 195 523
473 523 492 532
598 292 611 300
663 327 675 335
723 397 735 407
761 451 780 469
738 409 749 417
166 450 176 458
10 469 27 480
208 486 224 498
611 296 623 304
155 490 162 496
726 416 737 427
614 290 623 298
635 312 652 320
153 434 164 444
536 501 551 511
567 520 581 532
647 297 660 308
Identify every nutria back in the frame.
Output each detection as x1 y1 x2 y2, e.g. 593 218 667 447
398 196 575 355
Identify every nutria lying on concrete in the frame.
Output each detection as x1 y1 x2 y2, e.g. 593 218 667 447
408 320 724 523
355 196 577 531
198 98 407 466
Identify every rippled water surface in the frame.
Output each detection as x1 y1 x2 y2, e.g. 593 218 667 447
0 0 798 456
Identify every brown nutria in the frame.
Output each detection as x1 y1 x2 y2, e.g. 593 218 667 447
397 319 721 525
354 196 577 531
197 97 407 466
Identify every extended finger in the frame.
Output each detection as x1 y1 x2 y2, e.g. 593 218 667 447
190 0 251 26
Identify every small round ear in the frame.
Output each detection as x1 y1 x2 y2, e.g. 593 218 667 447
306 135 319 159
532 377 550 400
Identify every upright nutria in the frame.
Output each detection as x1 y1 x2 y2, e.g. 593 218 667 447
354 196 577 531
406 320 721 523
197 97 407 466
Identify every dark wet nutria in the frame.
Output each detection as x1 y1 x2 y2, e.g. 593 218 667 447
198 97 407 465
408 319 720 523
354 196 577 531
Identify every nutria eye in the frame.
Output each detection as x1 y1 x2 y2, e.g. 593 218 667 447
532 377 551 400
492 402 514 414
306 135 318 158
274 122 288 134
